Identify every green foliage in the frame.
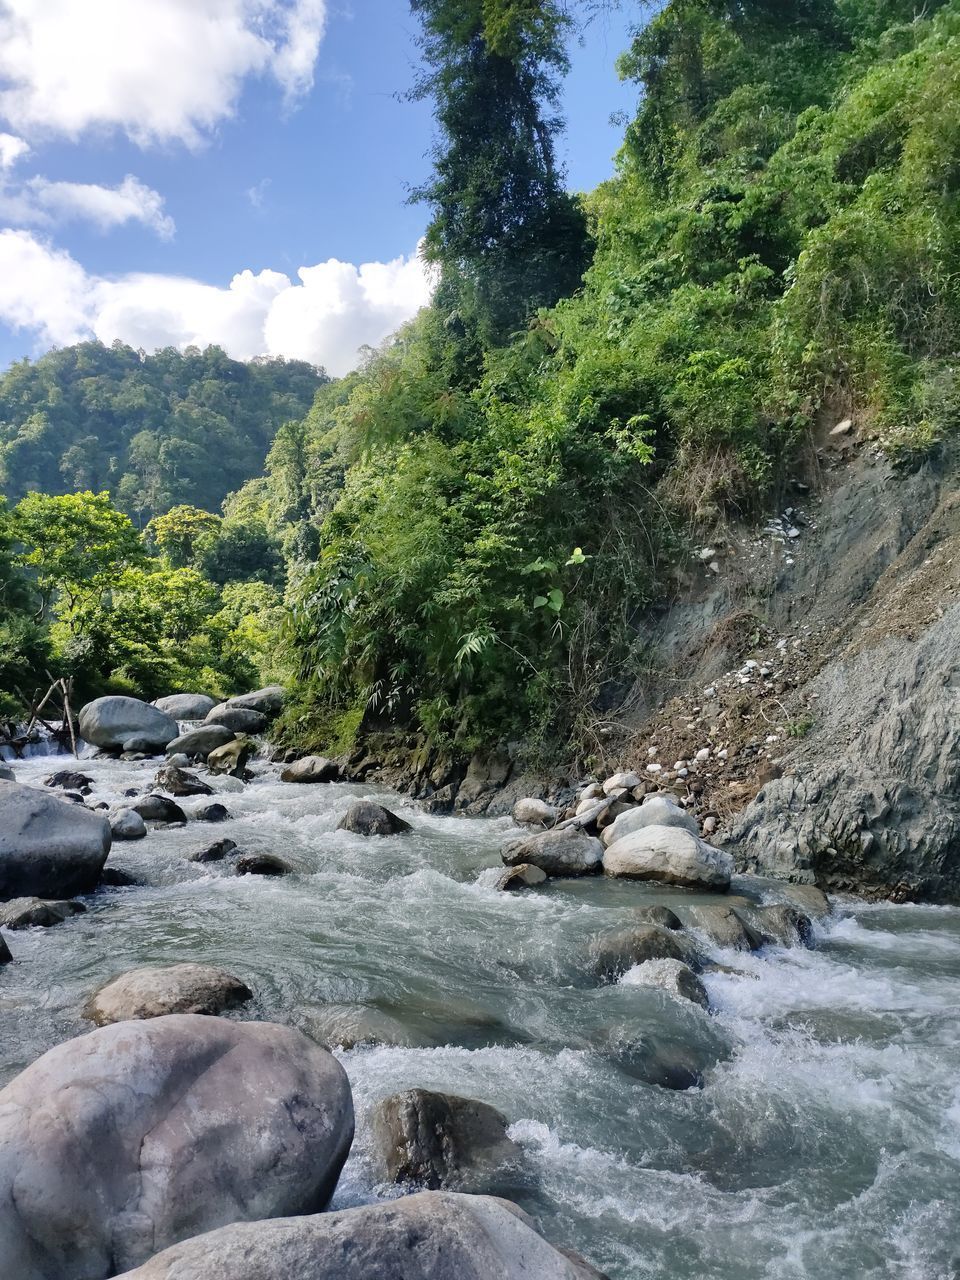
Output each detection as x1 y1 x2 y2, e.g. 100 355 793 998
146 505 222 568
0 342 325 521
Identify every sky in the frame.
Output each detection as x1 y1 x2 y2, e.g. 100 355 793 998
0 1 640 377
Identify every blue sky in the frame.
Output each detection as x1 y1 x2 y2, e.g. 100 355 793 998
0 1 639 376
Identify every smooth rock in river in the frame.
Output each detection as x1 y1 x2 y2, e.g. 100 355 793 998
512 797 558 827
0 764 13 782
0 934 10 963
632 905 683 930
299 1004 440 1051
83 963 252 1025
0 1015 355 1279
153 764 213 797
205 705 269 735
501 826 603 877
224 685 285 717
621 958 710 1009
0 781 111 899
771 884 831 919
590 924 700 980
153 693 217 720
370 1089 523 1193
207 737 252 778
682 904 759 951
188 838 238 864
166 724 234 759
79 696 178 751
736 903 813 947
121 736 165 755
337 799 411 836
280 755 340 784
132 794 187 824
603 825 733 891
494 863 548 891
236 853 291 876
601 794 698 848
44 769 93 792
110 808 147 841
0 897 85 929
109 1192 607 1280
195 803 229 822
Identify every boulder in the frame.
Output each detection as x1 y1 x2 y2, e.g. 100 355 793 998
109 1192 606 1280
600 794 698 848
337 800 411 836
99 868 140 888
494 863 548 891
512 797 558 827
590 924 700 980
224 685 285 717
681 904 759 951
603 825 733 891
78 697 178 751
370 1089 523 1193
0 934 10 963
110 809 147 841
188 838 238 864
299 1004 439 1051
205 705 269 735
0 781 111 899
501 826 603 877
735 904 813 947
165 753 191 769
195 803 230 822
0 1015 354 1279
121 736 165 755
280 755 340 784
772 884 832 919
236 853 291 877
632 905 683 930
83 964 253 1025
0 764 13 782
153 765 214 797
621 958 710 1009
603 771 642 795
208 737 253 778
132 794 187 825
166 725 235 759
153 693 218 720
0 897 86 929
44 770 93 792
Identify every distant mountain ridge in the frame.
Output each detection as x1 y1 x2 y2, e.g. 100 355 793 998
0 340 327 521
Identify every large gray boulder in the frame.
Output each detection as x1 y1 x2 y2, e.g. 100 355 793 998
280 755 340 784
621 958 710 1009
111 1192 607 1280
166 725 234 759
601 794 699 848
603 825 733 891
681 904 759 951
0 897 85 929
225 685 285 717
501 826 603 877
205 705 269 735
337 799 411 836
0 1015 355 1280
79 697 179 751
590 924 701 980
83 964 253 1025
0 781 110 899
153 764 213 797
153 693 217 720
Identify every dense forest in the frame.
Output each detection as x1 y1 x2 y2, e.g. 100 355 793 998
2 0 958 766
0 342 324 520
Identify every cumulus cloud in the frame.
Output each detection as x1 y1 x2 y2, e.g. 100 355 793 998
0 174 175 238
0 132 28 169
0 230 433 376
0 1 327 148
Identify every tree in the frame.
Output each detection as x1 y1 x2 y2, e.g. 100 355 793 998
146 505 222 568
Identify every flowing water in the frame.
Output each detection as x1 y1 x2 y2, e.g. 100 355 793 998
2 749 960 1279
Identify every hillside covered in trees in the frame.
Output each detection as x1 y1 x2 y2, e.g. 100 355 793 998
0 342 325 521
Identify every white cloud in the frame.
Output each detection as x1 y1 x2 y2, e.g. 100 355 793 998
0 230 433 376
0 1 327 148
1 174 176 238
0 131 28 169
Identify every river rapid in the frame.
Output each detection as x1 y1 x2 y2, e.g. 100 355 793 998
2 748 959 1280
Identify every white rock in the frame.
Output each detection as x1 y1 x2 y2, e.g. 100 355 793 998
621 958 709 1009
647 746 658 758
602 825 733 891
695 748 711 763
603 772 641 795
512 798 558 828
645 763 662 775
109 809 147 841
601 794 698 848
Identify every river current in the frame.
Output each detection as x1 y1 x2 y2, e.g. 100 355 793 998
2 749 959 1279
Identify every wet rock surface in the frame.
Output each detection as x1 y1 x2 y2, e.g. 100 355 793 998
0 781 111 899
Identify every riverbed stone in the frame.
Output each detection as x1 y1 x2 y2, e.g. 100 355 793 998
236 853 291 876
44 769 93 792
0 781 111 900
208 737 252 777
494 863 548 891
109 1192 607 1280
501 826 603 877
299 1004 439 1051
121 736 165 755
280 755 341 784
79 696 179 751
0 934 10 963
0 1015 355 1279
370 1089 523 1193
166 725 234 759
771 884 832 918
600 794 699 848
188 838 238 863
632 905 683 930
153 693 217 720
195 802 230 822
603 825 733 891
110 808 147 840
224 685 285 717
590 924 701 980
337 799 411 836
205 705 269 735
512 797 558 827
0 764 13 782
0 897 86 929
153 764 213 797
132 794 187 824
603 772 642 795
681 904 760 951
622 958 710 1009
736 904 813 947
83 963 253 1025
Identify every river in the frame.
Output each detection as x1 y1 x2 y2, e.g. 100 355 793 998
2 748 959 1279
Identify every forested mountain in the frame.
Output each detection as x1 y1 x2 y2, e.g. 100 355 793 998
0 342 325 521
